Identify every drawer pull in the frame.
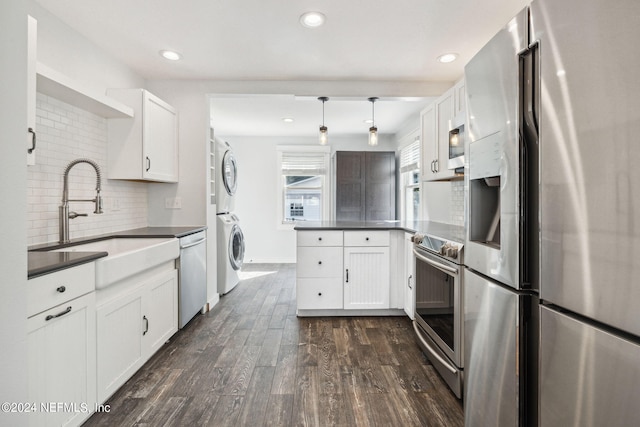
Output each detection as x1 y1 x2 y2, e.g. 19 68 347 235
318 261 322 265
56 286 66 293
45 306 71 321
318 292 322 296
143 315 149 336
318 237 322 241
366 237 369 241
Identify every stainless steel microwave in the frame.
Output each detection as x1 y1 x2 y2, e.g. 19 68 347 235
448 113 465 170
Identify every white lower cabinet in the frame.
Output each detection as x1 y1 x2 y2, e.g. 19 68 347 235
403 232 416 319
296 278 343 309
296 231 344 311
344 246 390 310
296 229 402 315
96 268 177 403
27 266 96 427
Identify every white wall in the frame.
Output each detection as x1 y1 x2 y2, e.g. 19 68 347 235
1 1 28 424
28 2 145 93
220 134 397 263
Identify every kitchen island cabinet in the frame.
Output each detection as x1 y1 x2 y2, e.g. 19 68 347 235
296 228 401 316
294 221 464 317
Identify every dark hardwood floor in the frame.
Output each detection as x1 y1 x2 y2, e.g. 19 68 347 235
84 263 463 426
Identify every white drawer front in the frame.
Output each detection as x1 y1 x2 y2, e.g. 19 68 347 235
344 230 390 247
296 278 343 309
297 230 343 247
296 247 343 278
28 262 96 318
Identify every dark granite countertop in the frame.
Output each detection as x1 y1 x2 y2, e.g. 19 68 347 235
28 251 107 279
28 225 206 279
293 220 465 243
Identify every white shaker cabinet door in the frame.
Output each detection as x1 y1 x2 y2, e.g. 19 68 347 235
343 246 390 310
144 269 178 355
28 292 96 427
96 286 146 403
143 91 178 182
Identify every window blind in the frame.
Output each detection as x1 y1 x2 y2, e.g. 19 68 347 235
400 137 420 173
281 152 327 175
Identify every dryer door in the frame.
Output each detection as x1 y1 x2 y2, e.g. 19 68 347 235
228 224 245 270
222 150 238 196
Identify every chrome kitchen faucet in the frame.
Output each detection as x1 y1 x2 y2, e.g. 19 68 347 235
59 158 104 243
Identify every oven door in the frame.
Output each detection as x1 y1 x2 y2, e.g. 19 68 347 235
412 246 463 397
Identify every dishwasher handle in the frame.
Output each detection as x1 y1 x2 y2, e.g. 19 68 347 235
180 237 206 249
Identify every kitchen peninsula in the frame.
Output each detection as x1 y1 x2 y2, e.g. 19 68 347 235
294 220 463 317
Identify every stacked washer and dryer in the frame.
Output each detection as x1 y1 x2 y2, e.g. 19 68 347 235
215 138 246 295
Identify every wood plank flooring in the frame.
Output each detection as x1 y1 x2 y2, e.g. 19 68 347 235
84 263 463 426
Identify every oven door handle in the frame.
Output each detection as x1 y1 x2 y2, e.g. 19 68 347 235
413 248 458 275
412 321 457 375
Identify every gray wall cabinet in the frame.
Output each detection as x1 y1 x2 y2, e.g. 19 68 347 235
335 151 396 221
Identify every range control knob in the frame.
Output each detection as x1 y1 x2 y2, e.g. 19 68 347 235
447 247 459 259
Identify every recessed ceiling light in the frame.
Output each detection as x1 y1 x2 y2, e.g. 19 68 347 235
159 50 182 61
300 12 326 28
437 53 458 63
282 117 294 123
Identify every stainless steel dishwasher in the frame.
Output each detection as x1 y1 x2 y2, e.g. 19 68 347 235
177 230 207 328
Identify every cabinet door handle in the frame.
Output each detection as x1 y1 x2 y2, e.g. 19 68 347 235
318 292 322 296
45 306 71 321
434 159 439 172
146 156 151 172
143 315 149 335
408 274 413 289
431 160 436 173
346 269 349 283
28 127 36 154
318 261 322 265
56 286 66 293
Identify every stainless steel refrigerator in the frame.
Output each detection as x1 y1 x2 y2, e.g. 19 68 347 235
464 0 640 425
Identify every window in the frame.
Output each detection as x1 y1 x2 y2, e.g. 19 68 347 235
277 146 330 227
400 137 421 222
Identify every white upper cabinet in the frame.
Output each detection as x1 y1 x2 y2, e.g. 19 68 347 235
107 89 179 182
26 15 37 166
421 79 465 182
454 79 466 117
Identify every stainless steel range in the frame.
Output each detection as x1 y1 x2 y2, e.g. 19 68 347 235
411 231 464 398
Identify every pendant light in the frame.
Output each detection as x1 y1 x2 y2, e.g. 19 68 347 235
318 96 329 145
368 97 379 146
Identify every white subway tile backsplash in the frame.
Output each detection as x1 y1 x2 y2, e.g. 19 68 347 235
27 93 148 246
450 180 465 227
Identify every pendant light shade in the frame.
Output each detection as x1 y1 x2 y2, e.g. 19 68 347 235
318 97 329 145
368 97 379 146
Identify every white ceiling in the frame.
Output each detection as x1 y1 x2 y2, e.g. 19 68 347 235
35 0 529 137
